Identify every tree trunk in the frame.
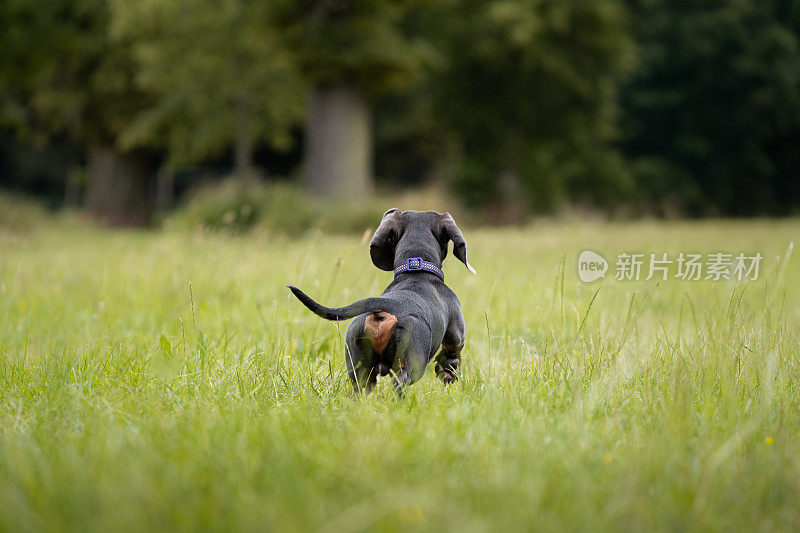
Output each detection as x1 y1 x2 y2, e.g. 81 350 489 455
86 143 152 227
155 167 174 213
487 168 528 225
303 84 372 199
64 167 83 209
234 97 256 181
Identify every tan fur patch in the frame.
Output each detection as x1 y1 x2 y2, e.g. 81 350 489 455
364 311 397 354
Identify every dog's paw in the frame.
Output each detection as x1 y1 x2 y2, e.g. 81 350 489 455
435 363 459 384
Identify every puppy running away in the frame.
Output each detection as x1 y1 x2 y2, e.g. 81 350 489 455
288 209 476 395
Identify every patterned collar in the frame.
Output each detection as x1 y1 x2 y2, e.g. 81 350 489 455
394 257 444 281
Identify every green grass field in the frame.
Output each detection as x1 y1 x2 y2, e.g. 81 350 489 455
1 219 799 531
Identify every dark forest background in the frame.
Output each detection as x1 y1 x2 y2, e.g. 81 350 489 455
2 0 799 226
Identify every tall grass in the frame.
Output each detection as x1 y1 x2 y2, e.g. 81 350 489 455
0 219 798 531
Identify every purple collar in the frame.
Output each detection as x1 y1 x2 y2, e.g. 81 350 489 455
394 257 444 281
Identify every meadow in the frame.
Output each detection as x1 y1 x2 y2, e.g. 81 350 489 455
1 218 799 531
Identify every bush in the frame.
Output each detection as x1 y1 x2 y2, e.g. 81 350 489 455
317 202 388 235
167 178 392 236
166 179 310 235
256 184 318 236
0 190 50 231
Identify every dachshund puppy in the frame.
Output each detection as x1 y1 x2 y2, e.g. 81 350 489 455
289 209 475 394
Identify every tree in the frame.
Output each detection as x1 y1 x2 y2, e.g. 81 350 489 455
621 0 800 216
1 0 155 225
424 0 634 217
111 0 305 181
276 0 432 200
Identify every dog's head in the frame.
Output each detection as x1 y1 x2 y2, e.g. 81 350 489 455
369 209 476 274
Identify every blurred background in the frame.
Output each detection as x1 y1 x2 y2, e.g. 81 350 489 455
1 0 799 231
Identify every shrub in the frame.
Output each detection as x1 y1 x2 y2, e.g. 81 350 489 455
167 179 315 236
0 190 50 231
168 178 472 236
168 179 387 236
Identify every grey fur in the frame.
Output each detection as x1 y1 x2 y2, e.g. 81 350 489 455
288 209 474 394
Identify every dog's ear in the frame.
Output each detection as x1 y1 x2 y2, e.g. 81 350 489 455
440 213 476 274
369 209 401 271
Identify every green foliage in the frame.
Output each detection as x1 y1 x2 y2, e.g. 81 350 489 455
168 179 315 234
0 190 49 231
320 201 390 235
167 179 386 236
1 221 799 529
412 0 636 214
621 0 800 216
275 0 435 95
5 0 800 217
0 0 147 144
111 0 305 167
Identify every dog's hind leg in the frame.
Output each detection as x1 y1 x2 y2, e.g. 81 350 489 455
345 316 377 394
391 319 433 396
434 343 463 384
435 314 465 383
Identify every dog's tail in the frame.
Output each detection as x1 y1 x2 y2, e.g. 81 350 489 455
287 286 398 321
